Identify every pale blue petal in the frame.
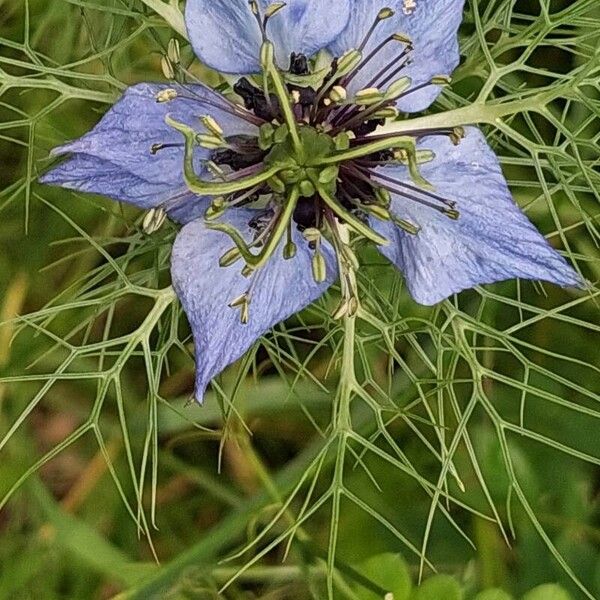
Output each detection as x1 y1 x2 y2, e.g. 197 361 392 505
329 0 465 112
171 210 337 402
41 154 210 220
372 128 583 305
40 83 256 223
186 0 350 73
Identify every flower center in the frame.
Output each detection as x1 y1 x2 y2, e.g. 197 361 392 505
161 5 464 322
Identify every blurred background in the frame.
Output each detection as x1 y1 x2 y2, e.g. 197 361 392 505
0 0 598 598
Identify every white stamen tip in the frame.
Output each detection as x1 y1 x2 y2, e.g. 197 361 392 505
155 88 178 103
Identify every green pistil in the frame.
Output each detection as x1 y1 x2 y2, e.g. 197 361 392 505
313 179 389 247
166 116 282 195
261 41 303 157
210 187 300 270
315 135 416 167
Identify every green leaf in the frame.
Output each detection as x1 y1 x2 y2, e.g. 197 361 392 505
522 584 573 600
411 575 463 600
355 553 412 600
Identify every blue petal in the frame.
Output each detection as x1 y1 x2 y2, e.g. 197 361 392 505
186 0 350 74
171 210 337 402
329 0 465 112
40 83 256 223
372 128 583 305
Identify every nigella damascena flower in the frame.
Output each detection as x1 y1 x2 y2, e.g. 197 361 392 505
41 0 582 402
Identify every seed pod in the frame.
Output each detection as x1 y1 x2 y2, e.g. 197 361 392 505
347 296 359 317
333 301 349 320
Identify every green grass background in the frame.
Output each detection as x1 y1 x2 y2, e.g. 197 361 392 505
0 0 598 598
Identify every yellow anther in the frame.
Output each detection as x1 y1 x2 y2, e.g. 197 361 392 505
354 87 383 105
155 88 178 103
336 50 362 77
329 85 347 103
393 217 421 235
302 228 321 243
283 241 297 260
378 7 395 20
219 247 242 267
385 77 411 100
229 294 251 324
161 56 175 80
167 39 181 64
142 208 167 234
312 252 327 283
392 33 413 45
265 2 286 18
431 74 452 85
201 115 224 137
196 134 226 150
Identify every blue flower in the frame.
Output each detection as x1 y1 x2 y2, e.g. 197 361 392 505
41 0 582 401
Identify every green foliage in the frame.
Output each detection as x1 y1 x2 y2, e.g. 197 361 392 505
355 553 412 600
0 0 598 599
522 584 572 600
475 589 514 600
412 575 463 600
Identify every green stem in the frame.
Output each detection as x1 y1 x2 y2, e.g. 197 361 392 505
138 0 187 38
336 315 356 431
166 116 282 195
375 91 562 135
325 223 358 598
